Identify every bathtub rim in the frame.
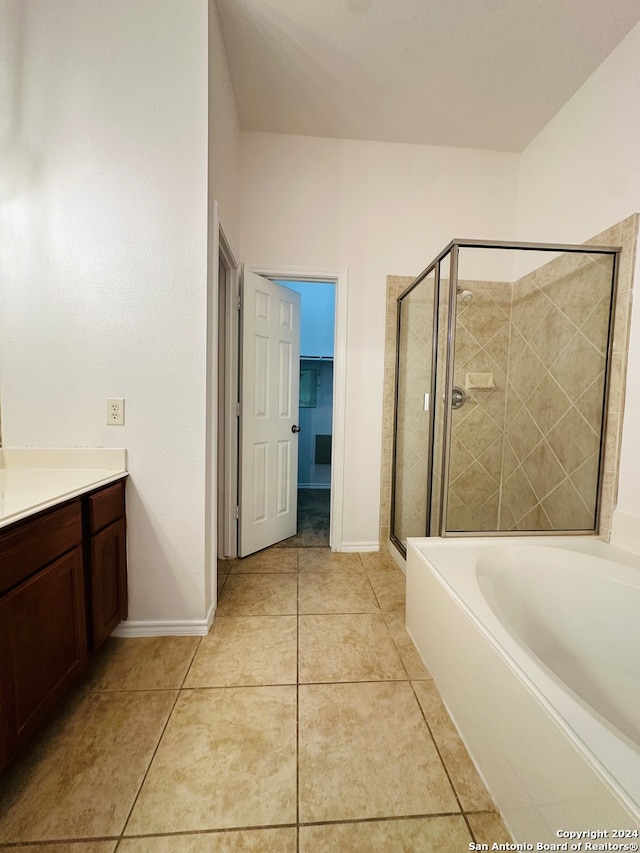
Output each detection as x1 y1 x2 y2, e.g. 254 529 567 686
406 535 640 824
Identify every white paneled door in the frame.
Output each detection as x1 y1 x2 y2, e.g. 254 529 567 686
239 270 301 557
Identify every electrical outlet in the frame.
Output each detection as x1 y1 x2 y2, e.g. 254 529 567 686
106 398 125 426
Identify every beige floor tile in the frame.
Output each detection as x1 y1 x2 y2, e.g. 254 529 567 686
184 616 297 687
85 637 200 691
367 568 406 612
0 691 176 843
298 613 406 682
218 560 234 596
383 612 432 679
231 548 298 573
300 815 472 852
218 558 235 575
358 549 403 572
298 548 363 572
298 570 379 614
125 686 297 834
298 681 458 823
216 574 297 616
118 827 297 852
412 680 495 811
218 572 230 597
467 811 512 846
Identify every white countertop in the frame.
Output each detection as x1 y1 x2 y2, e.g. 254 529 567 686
0 448 127 529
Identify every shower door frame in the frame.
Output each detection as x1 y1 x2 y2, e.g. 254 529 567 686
390 238 621 557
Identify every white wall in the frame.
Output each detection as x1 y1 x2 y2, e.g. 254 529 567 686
240 132 519 547
205 0 241 611
0 0 211 626
209 0 241 248
516 20 640 524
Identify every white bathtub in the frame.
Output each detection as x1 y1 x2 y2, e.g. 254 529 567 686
406 536 640 843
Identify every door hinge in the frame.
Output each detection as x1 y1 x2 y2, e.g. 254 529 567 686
236 294 241 311
235 402 240 417
234 506 240 519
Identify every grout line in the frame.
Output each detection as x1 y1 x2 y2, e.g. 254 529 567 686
298 811 472 828
117 687 183 841
408 681 467 820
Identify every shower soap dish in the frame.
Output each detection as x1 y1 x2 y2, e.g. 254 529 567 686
465 372 495 390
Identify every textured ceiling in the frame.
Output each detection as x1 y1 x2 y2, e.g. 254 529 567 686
215 0 640 151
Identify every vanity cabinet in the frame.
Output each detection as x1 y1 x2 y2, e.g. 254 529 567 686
0 478 127 771
85 480 128 653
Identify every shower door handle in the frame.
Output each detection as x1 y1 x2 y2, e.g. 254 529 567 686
291 425 302 433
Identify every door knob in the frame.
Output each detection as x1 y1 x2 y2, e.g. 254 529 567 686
291 424 302 433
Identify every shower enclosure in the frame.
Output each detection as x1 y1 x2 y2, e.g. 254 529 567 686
391 239 619 553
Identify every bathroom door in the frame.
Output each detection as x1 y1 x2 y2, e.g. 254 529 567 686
238 270 301 557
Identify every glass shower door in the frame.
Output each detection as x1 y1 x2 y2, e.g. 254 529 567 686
391 270 435 549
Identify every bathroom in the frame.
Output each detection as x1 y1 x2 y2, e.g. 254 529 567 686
2 0 640 847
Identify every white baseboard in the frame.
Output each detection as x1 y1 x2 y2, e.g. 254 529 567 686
340 541 379 553
610 509 640 558
112 604 215 638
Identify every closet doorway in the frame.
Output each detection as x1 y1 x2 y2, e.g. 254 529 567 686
277 279 335 547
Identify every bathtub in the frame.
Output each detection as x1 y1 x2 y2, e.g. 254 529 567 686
406 536 640 843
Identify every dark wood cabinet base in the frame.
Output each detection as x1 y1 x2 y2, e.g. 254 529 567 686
0 478 127 771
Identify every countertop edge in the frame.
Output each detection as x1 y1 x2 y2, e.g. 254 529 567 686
0 470 128 531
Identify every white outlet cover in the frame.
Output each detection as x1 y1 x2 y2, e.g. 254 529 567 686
106 398 125 426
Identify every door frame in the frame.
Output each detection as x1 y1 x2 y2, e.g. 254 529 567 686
245 263 348 552
210 202 240 597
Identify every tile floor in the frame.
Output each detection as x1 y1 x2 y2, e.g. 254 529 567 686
0 546 512 851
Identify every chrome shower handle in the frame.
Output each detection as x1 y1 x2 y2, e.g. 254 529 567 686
451 387 467 409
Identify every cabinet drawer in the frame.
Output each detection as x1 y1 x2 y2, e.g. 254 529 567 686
88 481 125 534
0 502 82 594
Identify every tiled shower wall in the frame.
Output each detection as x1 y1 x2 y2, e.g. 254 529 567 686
500 255 612 530
380 214 637 545
447 281 512 530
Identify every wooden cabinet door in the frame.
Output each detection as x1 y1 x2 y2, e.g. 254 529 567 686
90 519 127 652
0 546 87 767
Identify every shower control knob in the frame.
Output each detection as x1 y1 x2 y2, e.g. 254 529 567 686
451 387 468 409
291 424 302 433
